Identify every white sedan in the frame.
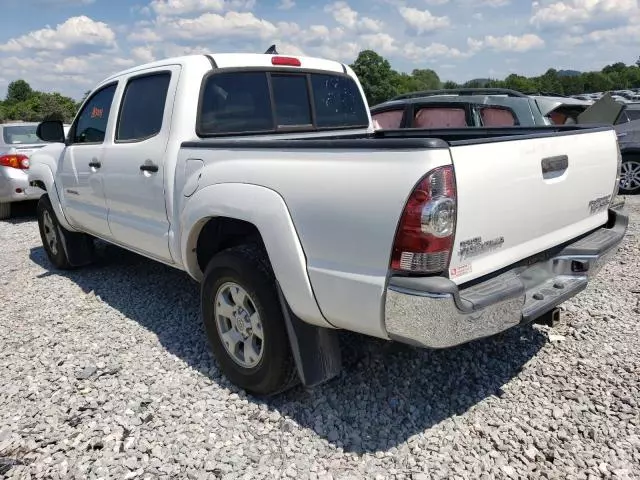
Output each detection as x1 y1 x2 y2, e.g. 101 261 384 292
0 122 70 219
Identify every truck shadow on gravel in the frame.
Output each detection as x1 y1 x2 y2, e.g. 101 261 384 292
29 242 547 455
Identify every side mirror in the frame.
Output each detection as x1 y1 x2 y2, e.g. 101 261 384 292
36 120 66 143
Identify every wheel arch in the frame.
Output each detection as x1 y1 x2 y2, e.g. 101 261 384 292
28 159 77 231
180 182 331 329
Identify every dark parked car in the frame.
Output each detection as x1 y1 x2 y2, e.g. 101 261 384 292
370 88 593 129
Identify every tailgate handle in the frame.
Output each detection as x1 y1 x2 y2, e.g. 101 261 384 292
541 155 568 174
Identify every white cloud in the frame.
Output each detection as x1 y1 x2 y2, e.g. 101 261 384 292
562 24 640 46
153 11 279 41
531 0 639 27
278 0 295 9
398 7 450 34
131 46 156 63
476 0 510 6
468 33 545 52
359 33 398 54
324 2 384 32
147 0 255 16
0 16 116 53
403 41 465 60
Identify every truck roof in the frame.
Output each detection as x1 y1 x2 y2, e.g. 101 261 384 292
102 53 350 84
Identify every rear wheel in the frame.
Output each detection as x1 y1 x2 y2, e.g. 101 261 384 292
0 202 10 220
620 156 640 195
201 244 298 396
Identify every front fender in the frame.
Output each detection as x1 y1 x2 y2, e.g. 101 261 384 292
180 182 331 329
28 158 77 232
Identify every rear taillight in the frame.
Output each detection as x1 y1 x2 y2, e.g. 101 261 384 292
390 165 457 274
0 154 29 169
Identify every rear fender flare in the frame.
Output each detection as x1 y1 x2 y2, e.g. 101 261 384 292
180 182 331 329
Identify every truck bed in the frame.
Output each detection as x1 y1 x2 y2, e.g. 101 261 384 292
181 125 613 150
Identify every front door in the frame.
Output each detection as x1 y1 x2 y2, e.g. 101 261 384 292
57 83 118 238
101 67 180 263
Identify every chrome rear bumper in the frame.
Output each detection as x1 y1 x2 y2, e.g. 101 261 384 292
384 208 628 349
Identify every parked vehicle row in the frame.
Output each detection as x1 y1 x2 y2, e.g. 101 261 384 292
0 122 70 219
25 51 628 396
369 88 594 129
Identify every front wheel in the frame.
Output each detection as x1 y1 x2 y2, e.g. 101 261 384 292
620 156 640 195
201 244 298 396
37 195 94 269
0 202 10 220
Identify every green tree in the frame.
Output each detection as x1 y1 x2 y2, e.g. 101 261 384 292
350 50 399 105
442 80 459 89
6 80 33 104
502 74 537 93
410 69 441 90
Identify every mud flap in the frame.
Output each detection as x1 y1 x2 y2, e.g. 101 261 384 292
56 224 94 267
276 284 342 388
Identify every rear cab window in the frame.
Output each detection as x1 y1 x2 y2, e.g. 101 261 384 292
197 70 369 136
2 125 45 145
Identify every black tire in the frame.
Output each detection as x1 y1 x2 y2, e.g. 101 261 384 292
0 202 10 220
620 155 640 195
201 244 298 396
37 195 94 270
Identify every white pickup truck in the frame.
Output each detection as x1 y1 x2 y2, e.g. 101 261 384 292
29 52 628 396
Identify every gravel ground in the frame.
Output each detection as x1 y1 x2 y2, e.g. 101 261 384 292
0 197 639 480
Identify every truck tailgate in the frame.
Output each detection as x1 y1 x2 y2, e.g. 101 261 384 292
447 128 619 284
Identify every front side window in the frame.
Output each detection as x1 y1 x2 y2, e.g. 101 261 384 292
198 70 369 136
117 73 171 142
73 84 117 144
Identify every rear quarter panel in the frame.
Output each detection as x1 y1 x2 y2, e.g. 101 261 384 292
178 145 453 339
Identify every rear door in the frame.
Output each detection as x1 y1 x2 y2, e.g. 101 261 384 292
447 127 619 284
101 66 179 263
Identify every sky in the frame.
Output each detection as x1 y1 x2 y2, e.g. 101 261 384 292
0 0 639 100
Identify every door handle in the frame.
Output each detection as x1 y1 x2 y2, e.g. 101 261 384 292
89 161 101 169
140 163 159 173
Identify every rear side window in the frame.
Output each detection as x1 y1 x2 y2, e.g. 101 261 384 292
117 72 171 142
198 70 368 136
372 110 403 129
479 107 517 126
414 107 467 128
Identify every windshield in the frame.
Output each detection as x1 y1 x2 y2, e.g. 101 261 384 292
2 125 46 145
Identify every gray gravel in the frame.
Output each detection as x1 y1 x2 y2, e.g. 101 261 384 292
1 197 639 480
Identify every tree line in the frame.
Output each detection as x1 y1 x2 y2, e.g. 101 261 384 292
0 80 79 124
349 50 640 106
2 52 640 123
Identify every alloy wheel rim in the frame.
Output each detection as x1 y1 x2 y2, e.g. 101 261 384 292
214 282 264 368
42 211 58 256
620 160 640 191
